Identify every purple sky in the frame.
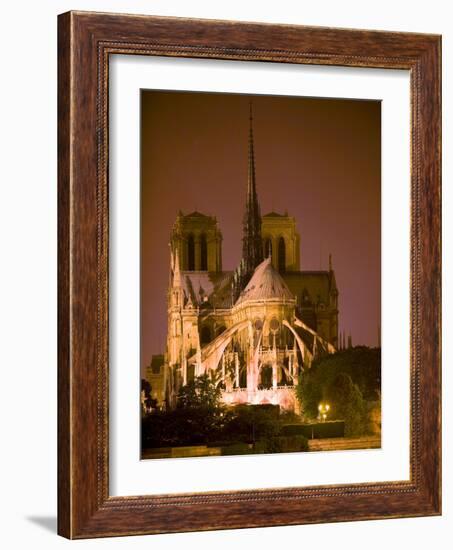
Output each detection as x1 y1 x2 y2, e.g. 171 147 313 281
141 91 381 372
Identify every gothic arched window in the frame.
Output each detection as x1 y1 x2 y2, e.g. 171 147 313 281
200 325 211 345
278 237 286 273
200 233 208 271
187 234 195 271
239 365 247 388
187 364 195 383
260 365 273 389
263 237 272 258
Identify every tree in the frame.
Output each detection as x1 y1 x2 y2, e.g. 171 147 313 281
175 374 225 443
141 378 157 414
177 373 222 410
325 373 366 436
295 347 379 436
309 347 381 400
295 377 322 419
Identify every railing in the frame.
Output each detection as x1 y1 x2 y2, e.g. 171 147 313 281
223 386 295 393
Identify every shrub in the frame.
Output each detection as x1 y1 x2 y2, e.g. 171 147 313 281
281 422 345 439
257 436 283 454
221 443 253 456
142 400 284 449
253 435 308 454
222 404 281 443
277 435 309 452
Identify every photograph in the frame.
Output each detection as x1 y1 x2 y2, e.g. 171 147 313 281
140 90 382 459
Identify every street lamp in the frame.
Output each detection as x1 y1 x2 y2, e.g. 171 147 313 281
318 402 330 422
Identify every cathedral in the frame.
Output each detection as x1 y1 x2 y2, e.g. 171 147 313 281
147 106 339 412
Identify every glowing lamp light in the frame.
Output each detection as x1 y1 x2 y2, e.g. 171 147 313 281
318 402 330 422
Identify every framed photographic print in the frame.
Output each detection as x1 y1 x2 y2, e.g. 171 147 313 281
138 90 381 462
58 11 441 538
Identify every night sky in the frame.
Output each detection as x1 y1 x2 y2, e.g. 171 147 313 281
141 91 381 373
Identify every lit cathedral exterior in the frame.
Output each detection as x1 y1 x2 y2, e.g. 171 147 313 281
147 107 339 412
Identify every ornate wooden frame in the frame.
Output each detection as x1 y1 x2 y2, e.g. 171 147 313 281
58 11 441 539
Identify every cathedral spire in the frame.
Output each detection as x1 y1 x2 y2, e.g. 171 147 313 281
247 101 257 207
242 100 263 276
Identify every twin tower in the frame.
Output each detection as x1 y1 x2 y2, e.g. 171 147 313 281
170 210 300 275
170 105 300 278
168 103 338 349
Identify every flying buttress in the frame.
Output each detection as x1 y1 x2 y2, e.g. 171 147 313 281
282 320 313 367
294 317 336 354
188 319 250 374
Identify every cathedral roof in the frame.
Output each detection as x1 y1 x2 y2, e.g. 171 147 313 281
181 271 233 308
282 270 337 307
185 211 210 218
235 257 294 306
263 211 285 217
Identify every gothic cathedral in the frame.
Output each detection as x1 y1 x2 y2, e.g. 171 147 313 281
147 105 339 412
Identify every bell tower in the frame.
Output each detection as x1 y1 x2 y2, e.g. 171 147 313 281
261 212 301 272
170 211 222 272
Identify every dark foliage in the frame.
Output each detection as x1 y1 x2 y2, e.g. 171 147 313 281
325 373 367 436
141 378 157 413
177 374 223 410
282 421 345 439
142 375 227 447
221 405 281 444
141 376 303 451
141 406 228 447
311 347 381 400
296 347 380 436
